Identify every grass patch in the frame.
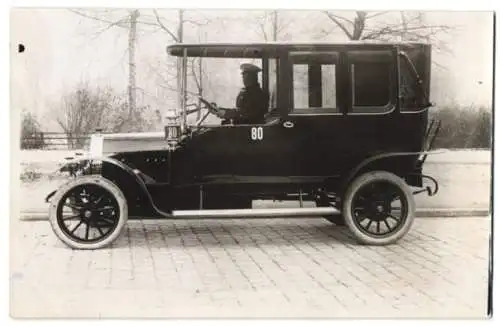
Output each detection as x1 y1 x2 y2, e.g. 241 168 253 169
431 105 492 149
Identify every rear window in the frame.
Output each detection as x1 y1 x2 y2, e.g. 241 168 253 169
347 50 395 114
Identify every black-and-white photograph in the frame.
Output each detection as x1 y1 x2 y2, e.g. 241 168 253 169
9 5 494 319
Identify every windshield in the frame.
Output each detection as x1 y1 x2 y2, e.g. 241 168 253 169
181 57 278 126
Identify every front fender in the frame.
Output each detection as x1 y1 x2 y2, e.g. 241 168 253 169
46 155 171 217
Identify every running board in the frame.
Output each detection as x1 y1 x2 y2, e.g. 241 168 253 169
171 207 339 219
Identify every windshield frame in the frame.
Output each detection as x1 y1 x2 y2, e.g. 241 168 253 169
398 49 433 112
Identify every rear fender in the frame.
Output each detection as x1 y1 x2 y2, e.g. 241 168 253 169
339 150 443 197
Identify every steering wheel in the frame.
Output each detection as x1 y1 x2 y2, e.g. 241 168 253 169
180 94 216 119
197 96 221 116
183 95 229 126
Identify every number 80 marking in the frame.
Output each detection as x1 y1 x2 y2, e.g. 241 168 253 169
250 127 263 140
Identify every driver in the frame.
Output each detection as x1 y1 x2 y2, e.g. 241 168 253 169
215 63 269 124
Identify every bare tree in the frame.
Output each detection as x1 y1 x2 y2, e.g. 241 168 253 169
20 111 45 149
245 10 297 41
128 10 139 117
251 10 277 41
142 9 212 121
321 11 454 53
70 8 212 129
53 82 158 147
150 9 209 87
70 9 141 123
53 83 120 148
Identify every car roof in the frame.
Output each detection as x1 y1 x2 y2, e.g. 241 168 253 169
167 41 430 58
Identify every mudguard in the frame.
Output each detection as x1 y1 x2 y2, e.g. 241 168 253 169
45 155 172 218
339 150 445 198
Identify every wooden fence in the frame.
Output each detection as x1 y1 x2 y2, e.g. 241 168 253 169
21 132 91 150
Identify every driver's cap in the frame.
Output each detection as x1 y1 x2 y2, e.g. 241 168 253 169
240 63 262 74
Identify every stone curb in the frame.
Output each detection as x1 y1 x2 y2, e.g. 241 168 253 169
17 208 490 222
415 208 490 218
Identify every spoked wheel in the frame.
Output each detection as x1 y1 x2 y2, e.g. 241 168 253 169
343 171 415 245
49 176 128 250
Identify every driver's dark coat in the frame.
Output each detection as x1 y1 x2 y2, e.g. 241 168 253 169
223 84 269 124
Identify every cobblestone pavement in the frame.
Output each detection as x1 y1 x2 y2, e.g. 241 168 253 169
10 217 491 318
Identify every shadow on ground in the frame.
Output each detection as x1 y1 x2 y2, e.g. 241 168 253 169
50 218 426 250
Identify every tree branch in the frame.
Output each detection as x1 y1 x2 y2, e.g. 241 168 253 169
90 17 130 39
362 24 453 40
183 18 212 26
276 18 295 34
136 20 165 27
323 12 355 27
153 9 179 42
365 11 390 20
69 9 129 28
257 18 269 41
323 11 354 39
191 59 202 94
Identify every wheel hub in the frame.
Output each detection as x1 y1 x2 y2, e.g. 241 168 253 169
84 210 92 218
367 200 391 221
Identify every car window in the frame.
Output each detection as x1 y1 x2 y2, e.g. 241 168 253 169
268 58 278 109
293 64 309 108
321 64 337 108
289 51 339 114
400 50 426 112
400 59 419 112
347 50 395 114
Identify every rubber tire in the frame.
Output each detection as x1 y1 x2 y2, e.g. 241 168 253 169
342 171 415 246
48 175 128 250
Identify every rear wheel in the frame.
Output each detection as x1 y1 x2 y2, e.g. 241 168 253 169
342 171 415 245
48 175 128 250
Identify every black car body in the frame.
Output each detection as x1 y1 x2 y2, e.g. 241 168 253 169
46 41 441 249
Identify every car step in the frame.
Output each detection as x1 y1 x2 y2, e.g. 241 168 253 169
171 207 340 219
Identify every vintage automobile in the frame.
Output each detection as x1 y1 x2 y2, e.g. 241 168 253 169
45 41 441 250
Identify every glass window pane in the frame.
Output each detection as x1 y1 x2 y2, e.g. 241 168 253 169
290 51 339 113
322 65 336 108
290 51 340 113
351 62 392 112
268 58 278 109
400 59 420 112
292 64 338 111
293 64 309 109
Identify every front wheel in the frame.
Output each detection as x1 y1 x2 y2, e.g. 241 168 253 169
342 171 415 245
48 175 128 250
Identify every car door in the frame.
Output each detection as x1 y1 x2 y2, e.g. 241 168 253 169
187 117 302 182
278 49 347 178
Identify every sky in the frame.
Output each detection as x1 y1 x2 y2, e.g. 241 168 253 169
10 9 495 131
